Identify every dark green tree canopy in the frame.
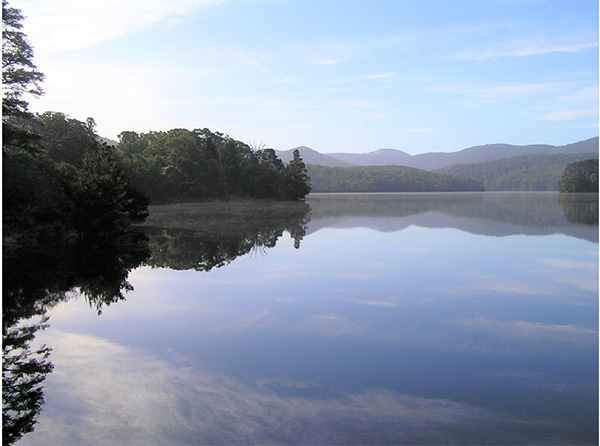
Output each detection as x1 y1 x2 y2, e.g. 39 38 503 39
558 159 599 193
307 164 484 193
32 111 100 164
115 128 311 202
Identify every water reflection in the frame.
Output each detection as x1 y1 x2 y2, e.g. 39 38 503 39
307 192 598 241
138 193 597 274
2 230 150 444
559 193 599 225
24 330 549 445
2 201 310 444
5 193 598 445
141 201 311 270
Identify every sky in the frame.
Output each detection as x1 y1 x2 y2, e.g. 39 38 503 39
10 0 599 155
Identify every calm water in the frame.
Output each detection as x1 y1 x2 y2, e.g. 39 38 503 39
9 192 599 445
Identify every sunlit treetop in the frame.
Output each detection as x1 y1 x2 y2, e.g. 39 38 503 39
2 0 44 118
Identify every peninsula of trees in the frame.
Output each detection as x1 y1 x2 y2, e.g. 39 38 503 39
558 159 599 193
115 129 311 202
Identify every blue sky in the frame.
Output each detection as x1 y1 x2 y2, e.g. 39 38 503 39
12 0 599 154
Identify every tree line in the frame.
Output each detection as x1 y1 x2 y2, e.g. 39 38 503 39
436 152 599 191
115 129 310 202
306 164 485 192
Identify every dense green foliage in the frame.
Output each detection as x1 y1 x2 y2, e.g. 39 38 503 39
558 159 599 193
3 113 150 242
436 152 599 191
114 129 310 202
306 164 484 192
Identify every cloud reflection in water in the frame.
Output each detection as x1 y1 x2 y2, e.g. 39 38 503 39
22 331 551 446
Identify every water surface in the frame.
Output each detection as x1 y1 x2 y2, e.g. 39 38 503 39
10 192 599 445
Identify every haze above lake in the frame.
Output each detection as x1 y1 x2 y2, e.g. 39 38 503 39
17 192 599 445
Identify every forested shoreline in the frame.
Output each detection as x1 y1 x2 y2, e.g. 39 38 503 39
437 152 599 191
115 128 310 202
307 164 485 192
3 0 311 251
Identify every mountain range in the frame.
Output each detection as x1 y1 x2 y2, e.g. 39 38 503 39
276 138 599 170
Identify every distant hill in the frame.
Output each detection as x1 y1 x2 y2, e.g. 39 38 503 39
329 148 412 166
276 146 354 167
279 138 599 171
436 152 599 191
99 136 118 146
404 138 599 170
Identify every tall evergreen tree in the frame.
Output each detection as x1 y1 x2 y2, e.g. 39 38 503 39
2 0 45 150
285 149 311 200
2 0 44 118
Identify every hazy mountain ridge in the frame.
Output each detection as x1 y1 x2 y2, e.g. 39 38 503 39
436 152 599 191
276 146 354 167
327 148 412 167
276 137 598 170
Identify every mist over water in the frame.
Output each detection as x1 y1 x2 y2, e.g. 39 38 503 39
10 192 598 445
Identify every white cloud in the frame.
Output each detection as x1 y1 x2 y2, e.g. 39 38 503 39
543 109 598 121
557 86 599 104
211 49 271 74
342 72 396 83
455 38 598 62
436 82 557 105
362 112 389 120
15 0 223 53
195 96 258 105
270 77 293 84
397 128 433 134
256 108 295 120
323 72 397 87
295 41 366 66
362 72 395 80
336 100 378 108
313 58 343 66
478 82 555 100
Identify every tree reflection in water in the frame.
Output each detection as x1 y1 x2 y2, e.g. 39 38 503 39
2 229 150 445
559 193 599 225
141 201 311 271
2 201 312 444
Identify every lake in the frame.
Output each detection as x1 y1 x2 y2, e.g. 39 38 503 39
7 192 598 445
